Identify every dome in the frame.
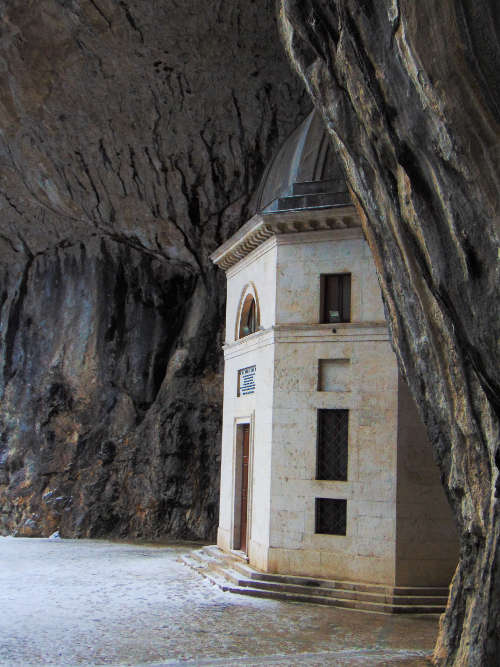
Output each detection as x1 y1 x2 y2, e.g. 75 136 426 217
252 110 351 215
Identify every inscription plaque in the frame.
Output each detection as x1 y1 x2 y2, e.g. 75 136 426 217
237 365 256 396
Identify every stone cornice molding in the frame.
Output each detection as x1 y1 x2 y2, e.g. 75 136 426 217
210 205 360 271
223 321 390 357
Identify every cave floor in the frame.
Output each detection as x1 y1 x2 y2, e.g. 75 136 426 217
0 538 438 666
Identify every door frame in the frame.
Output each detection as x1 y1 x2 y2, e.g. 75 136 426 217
231 415 254 553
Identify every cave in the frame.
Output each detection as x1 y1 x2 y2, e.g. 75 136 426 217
0 1 498 665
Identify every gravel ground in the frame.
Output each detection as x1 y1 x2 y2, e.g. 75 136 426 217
0 537 438 666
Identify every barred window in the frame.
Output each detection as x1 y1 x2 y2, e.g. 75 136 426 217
315 498 347 535
316 409 348 481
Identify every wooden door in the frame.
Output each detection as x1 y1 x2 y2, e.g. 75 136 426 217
240 424 250 552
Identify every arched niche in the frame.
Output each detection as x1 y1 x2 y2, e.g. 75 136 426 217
235 283 261 340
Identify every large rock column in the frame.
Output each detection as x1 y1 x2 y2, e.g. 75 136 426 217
278 1 499 665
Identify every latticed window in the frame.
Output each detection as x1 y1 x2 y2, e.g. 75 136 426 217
315 498 347 535
316 409 348 481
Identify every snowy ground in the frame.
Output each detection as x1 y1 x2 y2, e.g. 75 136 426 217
0 538 438 666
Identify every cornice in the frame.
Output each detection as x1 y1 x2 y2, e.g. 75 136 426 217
222 322 390 358
210 205 360 271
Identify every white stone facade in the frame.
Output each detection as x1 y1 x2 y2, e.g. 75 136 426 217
211 208 458 588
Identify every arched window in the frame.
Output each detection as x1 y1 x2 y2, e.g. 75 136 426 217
239 294 258 338
236 283 261 340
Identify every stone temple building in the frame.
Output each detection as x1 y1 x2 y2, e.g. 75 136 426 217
204 111 458 609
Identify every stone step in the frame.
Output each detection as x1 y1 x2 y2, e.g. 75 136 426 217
182 547 448 614
246 570 449 598
184 550 217 568
203 544 249 563
222 585 445 614
180 553 209 572
180 554 227 585
200 548 449 597
204 563 448 609
190 547 253 578
238 578 448 607
292 179 347 196
277 191 350 212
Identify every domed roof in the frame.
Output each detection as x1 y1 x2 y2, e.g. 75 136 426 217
252 110 350 215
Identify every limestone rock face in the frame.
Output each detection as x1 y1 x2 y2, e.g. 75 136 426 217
0 1 309 539
278 1 499 664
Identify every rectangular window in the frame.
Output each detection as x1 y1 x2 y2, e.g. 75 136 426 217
320 274 351 323
315 498 347 535
317 409 348 481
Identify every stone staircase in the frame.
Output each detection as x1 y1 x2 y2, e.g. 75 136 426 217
181 546 449 615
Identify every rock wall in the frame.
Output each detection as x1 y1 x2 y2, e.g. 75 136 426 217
278 1 499 665
0 0 309 539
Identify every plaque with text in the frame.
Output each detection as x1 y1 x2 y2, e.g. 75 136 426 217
237 365 256 396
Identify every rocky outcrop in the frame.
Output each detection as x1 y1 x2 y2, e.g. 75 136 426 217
0 1 309 539
278 1 499 665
